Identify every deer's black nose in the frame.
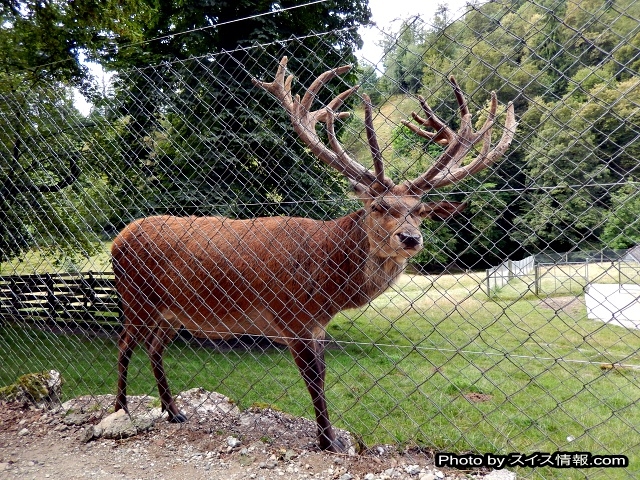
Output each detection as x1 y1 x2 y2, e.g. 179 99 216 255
397 232 422 248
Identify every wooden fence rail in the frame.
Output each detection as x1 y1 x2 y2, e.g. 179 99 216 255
0 272 121 330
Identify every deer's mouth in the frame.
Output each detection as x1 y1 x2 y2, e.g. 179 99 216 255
395 232 423 256
394 242 424 259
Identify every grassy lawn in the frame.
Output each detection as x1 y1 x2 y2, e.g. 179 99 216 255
0 242 114 276
2 273 639 480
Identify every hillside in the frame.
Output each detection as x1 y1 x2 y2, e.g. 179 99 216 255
341 93 425 177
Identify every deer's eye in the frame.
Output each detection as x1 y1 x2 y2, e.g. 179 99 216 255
409 206 425 218
371 201 389 213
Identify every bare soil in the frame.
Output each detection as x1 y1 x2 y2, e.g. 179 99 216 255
0 392 505 480
537 296 585 316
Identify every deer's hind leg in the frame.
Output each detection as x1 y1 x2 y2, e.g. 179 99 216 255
115 294 155 415
115 326 136 414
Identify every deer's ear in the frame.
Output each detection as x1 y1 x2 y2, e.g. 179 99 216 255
418 201 466 220
349 180 374 202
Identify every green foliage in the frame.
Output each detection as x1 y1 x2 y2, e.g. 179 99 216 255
0 1 372 264
601 181 640 249
378 18 427 95
377 0 640 264
89 0 371 222
357 62 383 105
0 0 155 263
0 85 110 263
2 0 640 268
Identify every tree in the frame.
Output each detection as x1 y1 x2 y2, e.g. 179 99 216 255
0 1 372 263
0 81 117 264
0 0 154 263
369 0 640 267
378 18 427 95
600 181 640 249
91 0 372 225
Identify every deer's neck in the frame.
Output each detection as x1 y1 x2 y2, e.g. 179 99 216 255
363 252 406 298
330 210 407 308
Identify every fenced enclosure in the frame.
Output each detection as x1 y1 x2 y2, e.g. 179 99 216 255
485 249 640 297
1 1 640 479
485 254 536 292
536 255 640 296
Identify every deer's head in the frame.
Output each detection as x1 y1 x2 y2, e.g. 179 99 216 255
254 57 517 261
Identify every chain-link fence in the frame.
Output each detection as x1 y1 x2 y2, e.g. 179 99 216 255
1 1 639 479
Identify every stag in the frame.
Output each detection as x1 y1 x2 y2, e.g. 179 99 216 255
112 56 516 452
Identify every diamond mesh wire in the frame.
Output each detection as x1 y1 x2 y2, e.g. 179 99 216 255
1 2 639 479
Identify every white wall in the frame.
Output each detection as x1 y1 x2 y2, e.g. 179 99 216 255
585 284 640 329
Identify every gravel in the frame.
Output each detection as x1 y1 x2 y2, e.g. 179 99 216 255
0 390 515 480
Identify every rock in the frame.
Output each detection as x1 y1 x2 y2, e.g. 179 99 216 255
340 474 354 480
96 409 137 439
484 470 517 480
132 409 163 433
62 412 92 426
258 460 277 469
17 428 29 437
405 464 421 476
419 473 437 480
227 436 242 448
0 370 62 408
364 474 376 480
81 425 97 443
176 388 240 419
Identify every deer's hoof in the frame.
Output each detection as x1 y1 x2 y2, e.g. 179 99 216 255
320 435 347 453
168 412 188 423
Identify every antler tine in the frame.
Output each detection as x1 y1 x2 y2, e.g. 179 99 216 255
363 94 392 191
252 56 294 109
399 77 517 195
449 76 470 119
401 96 453 146
253 56 388 189
301 65 353 113
401 76 473 146
323 87 381 184
434 100 516 184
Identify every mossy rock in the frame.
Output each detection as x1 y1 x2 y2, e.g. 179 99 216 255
0 370 62 406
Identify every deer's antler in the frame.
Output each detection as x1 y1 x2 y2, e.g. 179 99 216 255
254 57 517 197
252 56 393 192
398 76 517 195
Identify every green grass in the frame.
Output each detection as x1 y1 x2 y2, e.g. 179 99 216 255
2 273 639 480
0 242 113 275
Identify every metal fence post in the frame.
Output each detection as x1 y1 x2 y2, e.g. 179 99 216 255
44 273 56 321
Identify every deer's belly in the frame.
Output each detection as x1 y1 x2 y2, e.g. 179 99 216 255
160 306 281 340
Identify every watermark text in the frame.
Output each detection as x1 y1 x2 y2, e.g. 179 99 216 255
435 452 629 469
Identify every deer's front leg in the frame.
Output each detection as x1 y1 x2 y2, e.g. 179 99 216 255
289 337 345 452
